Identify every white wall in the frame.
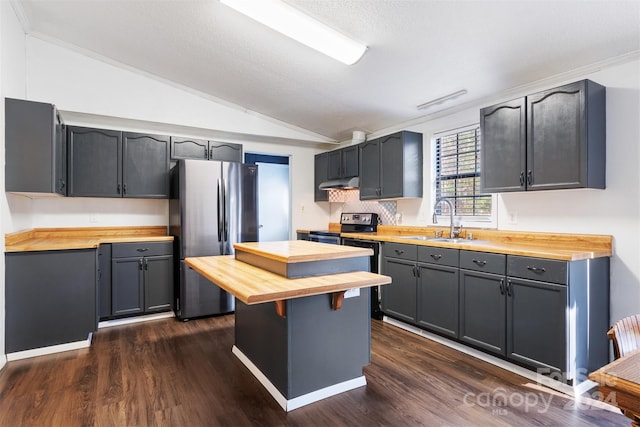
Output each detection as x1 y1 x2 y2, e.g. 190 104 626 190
375 58 640 324
16 35 330 233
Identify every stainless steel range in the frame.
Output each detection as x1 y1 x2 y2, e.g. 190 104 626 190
339 213 382 320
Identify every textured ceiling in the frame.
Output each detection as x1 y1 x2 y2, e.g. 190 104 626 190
17 0 640 141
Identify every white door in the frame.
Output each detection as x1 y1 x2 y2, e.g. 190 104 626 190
256 161 290 241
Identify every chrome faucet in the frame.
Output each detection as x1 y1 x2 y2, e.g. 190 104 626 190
433 197 460 238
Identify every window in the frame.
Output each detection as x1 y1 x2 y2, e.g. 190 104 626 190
434 126 491 218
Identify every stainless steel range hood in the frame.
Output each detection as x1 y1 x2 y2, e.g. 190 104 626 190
319 176 359 190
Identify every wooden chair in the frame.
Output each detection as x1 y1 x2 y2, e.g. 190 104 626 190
607 314 640 359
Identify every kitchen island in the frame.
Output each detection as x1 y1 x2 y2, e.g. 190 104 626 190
185 241 391 411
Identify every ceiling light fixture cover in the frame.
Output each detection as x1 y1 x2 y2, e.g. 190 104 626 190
417 89 468 110
220 0 367 65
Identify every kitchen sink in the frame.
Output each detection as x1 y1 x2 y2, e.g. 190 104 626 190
396 236 488 244
396 235 433 241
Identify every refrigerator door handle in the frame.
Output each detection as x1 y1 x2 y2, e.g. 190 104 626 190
217 178 223 242
223 176 229 243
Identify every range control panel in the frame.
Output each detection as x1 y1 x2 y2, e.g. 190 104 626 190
340 213 379 226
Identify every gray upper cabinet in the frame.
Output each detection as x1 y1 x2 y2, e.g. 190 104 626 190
480 79 606 193
327 145 359 180
5 98 67 195
68 126 122 197
314 152 329 202
480 98 526 193
208 141 242 162
171 138 242 162
358 139 380 199
68 126 170 198
171 137 208 160
359 131 423 200
123 132 170 198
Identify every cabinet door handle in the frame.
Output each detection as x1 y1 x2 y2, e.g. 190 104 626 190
136 248 149 252
430 254 442 261
117 183 121 194
506 280 513 297
144 259 148 271
519 171 525 187
527 170 533 186
395 249 405 255
208 147 212 160
139 259 143 270
416 266 421 278
412 265 417 277
499 279 505 295
527 266 546 274
472 259 487 266
123 184 127 195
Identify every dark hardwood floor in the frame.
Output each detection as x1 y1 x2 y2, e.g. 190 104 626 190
0 315 628 426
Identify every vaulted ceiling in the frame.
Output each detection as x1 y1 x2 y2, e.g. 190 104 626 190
16 0 640 141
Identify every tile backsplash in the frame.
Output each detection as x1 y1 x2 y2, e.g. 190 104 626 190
328 189 397 225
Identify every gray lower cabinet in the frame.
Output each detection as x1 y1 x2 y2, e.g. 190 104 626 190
381 256 417 323
417 246 460 338
98 243 112 319
109 242 173 318
380 244 609 382
506 277 567 372
67 126 170 198
5 249 97 353
382 243 460 334
459 268 506 355
5 98 66 195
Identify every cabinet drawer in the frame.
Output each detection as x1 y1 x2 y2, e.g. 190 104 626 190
460 251 505 275
383 242 417 261
418 246 458 267
507 256 567 284
112 241 173 258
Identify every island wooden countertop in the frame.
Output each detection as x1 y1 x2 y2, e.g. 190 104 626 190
5 226 173 252
234 240 373 263
185 255 391 305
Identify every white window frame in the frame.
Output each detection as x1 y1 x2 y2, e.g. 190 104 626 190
432 124 497 228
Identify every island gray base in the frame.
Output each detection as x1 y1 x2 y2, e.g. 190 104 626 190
232 345 366 411
234 290 371 411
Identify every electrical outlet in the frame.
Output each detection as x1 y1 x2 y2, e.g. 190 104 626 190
508 211 518 224
89 213 98 223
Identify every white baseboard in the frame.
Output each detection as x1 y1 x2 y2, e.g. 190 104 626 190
98 311 175 329
382 316 597 397
7 335 92 361
232 345 367 411
0 355 7 371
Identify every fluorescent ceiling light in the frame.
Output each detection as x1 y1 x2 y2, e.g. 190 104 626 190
220 0 367 65
417 90 468 110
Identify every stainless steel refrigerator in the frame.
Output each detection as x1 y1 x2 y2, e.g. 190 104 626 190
169 159 258 320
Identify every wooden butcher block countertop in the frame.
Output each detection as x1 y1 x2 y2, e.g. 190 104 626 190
233 240 373 263
5 226 173 252
296 224 612 261
341 227 612 261
185 254 391 305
